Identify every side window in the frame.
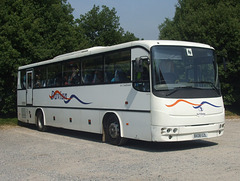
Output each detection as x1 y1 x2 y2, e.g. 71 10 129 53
105 50 131 83
20 70 26 89
133 60 150 92
47 63 62 87
34 66 47 88
82 56 103 84
27 72 33 89
63 60 81 86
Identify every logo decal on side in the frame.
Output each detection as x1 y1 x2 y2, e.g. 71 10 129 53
166 99 221 111
49 90 92 105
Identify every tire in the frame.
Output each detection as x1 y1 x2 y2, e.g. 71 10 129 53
36 111 47 132
105 114 127 146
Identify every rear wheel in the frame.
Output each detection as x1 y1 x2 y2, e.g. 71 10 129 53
105 114 127 146
36 111 47 132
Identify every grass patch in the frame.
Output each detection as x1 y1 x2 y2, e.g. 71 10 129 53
0 118 18 126
225 105 240 119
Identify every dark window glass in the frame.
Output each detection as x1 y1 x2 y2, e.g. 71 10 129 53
105 50 131 83
63 60 81 86
133 60 150 92
27 72 32 89
34 66 47 88
82 55 103 84
20 70 26 89
47 63 62 87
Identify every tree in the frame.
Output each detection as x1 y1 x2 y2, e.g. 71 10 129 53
75 5 138 47
159 0 240 105
0 2 138 117
0 0 80 117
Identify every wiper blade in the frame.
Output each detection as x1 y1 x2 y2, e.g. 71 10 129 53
166 86 194 96
189 81 220 95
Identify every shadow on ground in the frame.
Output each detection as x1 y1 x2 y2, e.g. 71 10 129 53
19 123 218 152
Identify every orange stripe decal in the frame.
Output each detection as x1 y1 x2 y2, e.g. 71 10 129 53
49 90 71 100
166 99 200 107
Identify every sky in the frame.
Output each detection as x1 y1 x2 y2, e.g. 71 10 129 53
67 0 178 40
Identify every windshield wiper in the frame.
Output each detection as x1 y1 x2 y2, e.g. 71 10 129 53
166 86 194 96
189 81 220 95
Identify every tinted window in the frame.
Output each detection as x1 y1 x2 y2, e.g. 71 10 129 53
47 63 62 87
105 50 131 83
63 60 81 86
34 66 47 88
82 55 103 84
20 70 26 89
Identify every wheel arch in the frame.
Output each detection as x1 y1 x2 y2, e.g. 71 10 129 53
35 108 46 126
102 111 124 141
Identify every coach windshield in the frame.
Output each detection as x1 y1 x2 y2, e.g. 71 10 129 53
151 46 221 98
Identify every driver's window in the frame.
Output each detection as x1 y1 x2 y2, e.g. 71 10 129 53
133 60 150 92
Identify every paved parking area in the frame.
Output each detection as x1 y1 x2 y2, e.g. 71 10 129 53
0 119 240 181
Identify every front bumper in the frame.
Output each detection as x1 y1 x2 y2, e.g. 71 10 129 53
151 122 225 142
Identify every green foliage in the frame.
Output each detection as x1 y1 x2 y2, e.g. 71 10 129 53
0 1 138 117
225 105 240 119
75 5 138 47
0 0 79 117
0 118 18 126
159 0 240 105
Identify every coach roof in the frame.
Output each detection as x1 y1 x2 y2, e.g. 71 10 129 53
18 40 213 70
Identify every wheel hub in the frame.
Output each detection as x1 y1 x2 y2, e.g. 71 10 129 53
109 122 119 139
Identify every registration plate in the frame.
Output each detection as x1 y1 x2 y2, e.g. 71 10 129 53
194 133 208 139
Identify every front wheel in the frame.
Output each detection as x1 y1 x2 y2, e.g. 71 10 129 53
105 114 127 146
36 111 47 132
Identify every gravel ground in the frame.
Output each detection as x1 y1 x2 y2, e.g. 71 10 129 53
0 119 240 181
